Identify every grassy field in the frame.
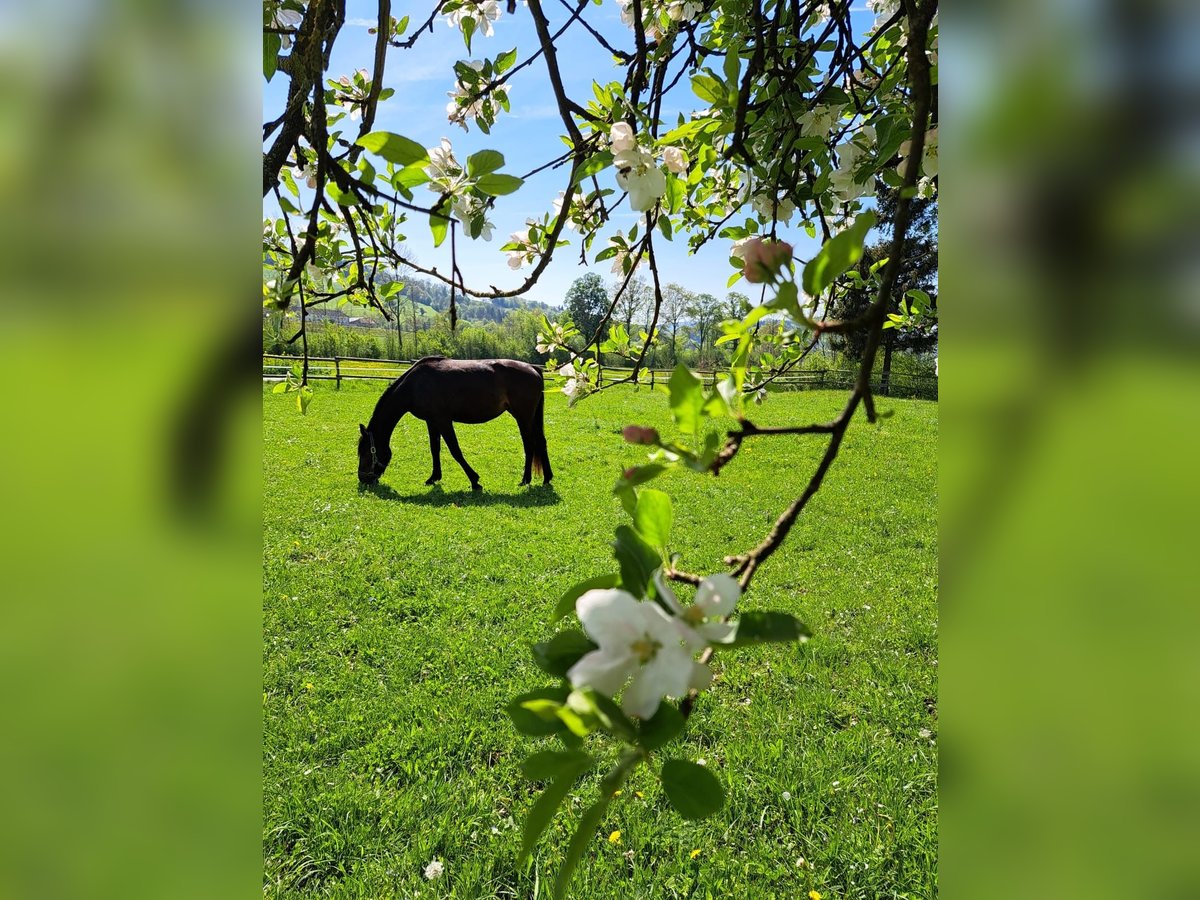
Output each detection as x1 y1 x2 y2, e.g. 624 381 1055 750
263 380 938 899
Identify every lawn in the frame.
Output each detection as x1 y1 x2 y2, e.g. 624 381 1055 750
263 379 938 899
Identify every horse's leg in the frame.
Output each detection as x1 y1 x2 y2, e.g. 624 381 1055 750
440 422 481 490
424 422 442 485
512 411 533 486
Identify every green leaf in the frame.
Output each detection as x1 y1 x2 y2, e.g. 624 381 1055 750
613 524 661 598
637 702 685 750
475 173 523 196
467 149 505 177
430 213 450 248
519 752 592 863
263 32 281 81
552 573 620 623
532 630 597 678
661 759 725 820
725 611 812 647
296 386 313 415
633 489 673 549
613 463 667 493
496 47 518 74
554 796 614 900
664 174 685 214
522 749 592 782
326 182 359 207
393 163 430 189
507 685 570 736
802 210 876 297
271 381 289 394
766 281 801 319
572 150 613 185
668 364 705 435
461 13 475 51
690 74 724 104
657 214 673 241
355 131 429 166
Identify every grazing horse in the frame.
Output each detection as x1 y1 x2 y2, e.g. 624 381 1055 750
357 356 553 490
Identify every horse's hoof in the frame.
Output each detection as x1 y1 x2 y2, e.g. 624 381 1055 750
425 477 440 485
519 479 531 487
471 483 483 492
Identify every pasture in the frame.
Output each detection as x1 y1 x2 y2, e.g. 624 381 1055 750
263 380 938 898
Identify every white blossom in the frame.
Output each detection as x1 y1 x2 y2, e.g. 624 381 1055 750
446 0 501 37
568 588 697 719
667 0 703 22
423 860 444 880
800 104 840 141
897 126 937 179
271 7 303 49
751 193 796 224
615 146 667 212
655 571 741 646
296 161 317 190
662 146 688 174
452 194 494 241
426 138 461 183
609 122 637 154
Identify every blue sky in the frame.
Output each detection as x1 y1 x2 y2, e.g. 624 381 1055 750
265 1 877 307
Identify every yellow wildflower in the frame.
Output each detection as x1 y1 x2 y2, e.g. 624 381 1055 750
809 892 822 900
689 849 701 859
608 830 621 844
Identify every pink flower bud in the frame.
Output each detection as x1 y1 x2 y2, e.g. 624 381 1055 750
622 425 660 444
623 467 638 480
742 238 794 283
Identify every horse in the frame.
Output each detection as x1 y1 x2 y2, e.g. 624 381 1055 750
357 356 553 490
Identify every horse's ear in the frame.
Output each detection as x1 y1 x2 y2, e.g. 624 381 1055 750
359 423 367 436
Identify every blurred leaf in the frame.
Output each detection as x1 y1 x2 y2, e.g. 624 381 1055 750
552 573 620 623
661 760 725 819
633 489 673 549
724 611 812 647
802 211 876 297
637 702 685 750
507 685 570 736
519 752 592 863
532 630 597 678
669 364 705 435
296 386 313 415
522 749 592 782
263 32 281 81
554 795 614 899
430 213 449 248
613 524 660 598
573 150 613 185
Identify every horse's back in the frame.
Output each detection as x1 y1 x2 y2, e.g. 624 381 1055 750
407 358 541 423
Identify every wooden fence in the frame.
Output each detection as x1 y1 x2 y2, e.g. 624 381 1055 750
263 354 937 399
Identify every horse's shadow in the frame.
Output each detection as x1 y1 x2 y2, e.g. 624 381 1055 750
360 481 561 508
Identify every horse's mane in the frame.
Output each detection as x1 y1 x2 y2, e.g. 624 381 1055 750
376 356 446 409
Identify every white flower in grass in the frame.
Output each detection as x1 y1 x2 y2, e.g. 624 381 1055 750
423 859 444 880
615 146 667 212
661 146 688 174
569 588 696 719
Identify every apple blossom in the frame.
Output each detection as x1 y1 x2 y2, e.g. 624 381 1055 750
568 588 697 719
272 7 303 49
447 0 501 37
609 122 637 154
622 425 660 445
741 238 794 283
615 146 667 212
662 146 688 174
654 571 741 646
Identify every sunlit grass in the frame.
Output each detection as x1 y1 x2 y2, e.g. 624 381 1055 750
263 380 937 898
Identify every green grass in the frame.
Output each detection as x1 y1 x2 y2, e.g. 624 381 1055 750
264 380 938 899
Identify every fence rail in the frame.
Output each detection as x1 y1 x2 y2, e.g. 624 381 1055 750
263 354 937 399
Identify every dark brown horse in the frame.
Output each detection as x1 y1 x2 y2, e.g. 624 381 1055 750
357 356 552 490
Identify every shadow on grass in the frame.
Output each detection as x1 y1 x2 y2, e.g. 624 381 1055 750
359 481 561 507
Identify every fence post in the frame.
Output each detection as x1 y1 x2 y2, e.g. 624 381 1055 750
334 357 342 389
650 369 655 389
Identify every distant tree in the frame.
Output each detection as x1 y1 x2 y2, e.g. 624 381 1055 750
724 291 752 321
661 283 692 364
826 183 937 393
611 275 652 338
564 272 609 349
686 292 723 365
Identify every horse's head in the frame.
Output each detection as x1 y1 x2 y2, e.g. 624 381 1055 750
357 423 391 484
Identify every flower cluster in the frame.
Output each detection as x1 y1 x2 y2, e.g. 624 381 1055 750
445 0 501 37
751 192 796 224
553 189 603 233
452 193 495 241
334 69 371 121
505 220 541 269
556 361 591 405
829 125 876 202
608 123 685 213
567 572 741 719
270 5 303 49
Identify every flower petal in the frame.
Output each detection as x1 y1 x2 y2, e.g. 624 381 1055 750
568 649 635 696
576 588 643 648
621 667 665 719
688 661 713 691
653 570 685 616
695 573 740 617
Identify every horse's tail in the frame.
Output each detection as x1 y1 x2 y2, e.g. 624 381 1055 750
531 376 552 482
